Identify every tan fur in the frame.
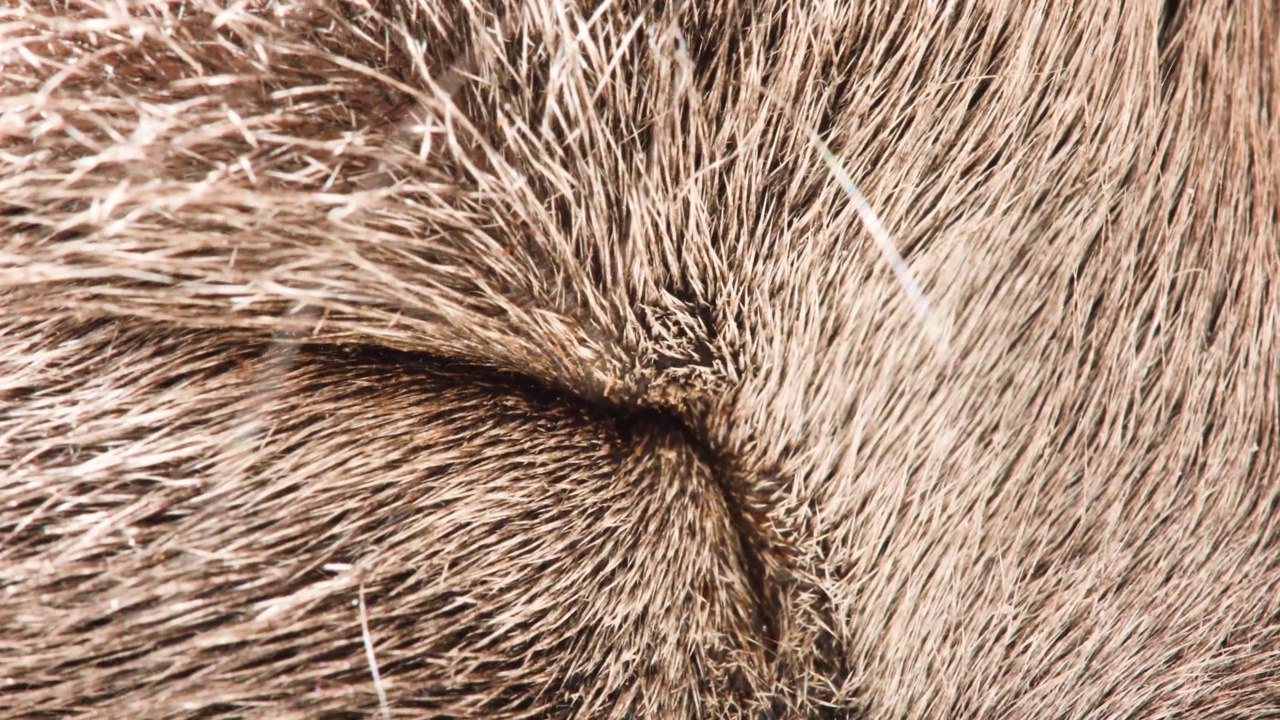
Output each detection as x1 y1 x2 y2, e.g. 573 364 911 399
1 0 1277 717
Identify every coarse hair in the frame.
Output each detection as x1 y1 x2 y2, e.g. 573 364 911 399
1 0 1277 717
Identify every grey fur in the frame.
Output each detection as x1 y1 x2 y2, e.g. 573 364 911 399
1 0 1277 717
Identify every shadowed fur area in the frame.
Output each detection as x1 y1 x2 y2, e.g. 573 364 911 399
1 0 1277 717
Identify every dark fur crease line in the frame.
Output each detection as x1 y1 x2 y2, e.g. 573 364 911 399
300 340 784 663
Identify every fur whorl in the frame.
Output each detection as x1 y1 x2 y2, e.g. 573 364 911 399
1 0 1277 717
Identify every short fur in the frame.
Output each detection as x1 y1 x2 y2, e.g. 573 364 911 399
1 0 1277 717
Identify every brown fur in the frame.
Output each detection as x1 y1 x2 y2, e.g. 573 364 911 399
1 0 1277 717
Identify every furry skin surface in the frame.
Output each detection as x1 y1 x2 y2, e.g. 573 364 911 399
1 0 1277 717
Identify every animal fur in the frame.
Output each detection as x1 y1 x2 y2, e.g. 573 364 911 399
1 0 1277 717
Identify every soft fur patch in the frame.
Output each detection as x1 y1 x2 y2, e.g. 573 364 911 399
1 1 1277 717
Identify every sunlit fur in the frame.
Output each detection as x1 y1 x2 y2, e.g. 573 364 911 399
2 1 1277 717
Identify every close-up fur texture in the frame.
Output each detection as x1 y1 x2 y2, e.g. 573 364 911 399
1 0 1277 717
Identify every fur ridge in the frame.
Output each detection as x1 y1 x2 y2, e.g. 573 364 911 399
1 0 1277 717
